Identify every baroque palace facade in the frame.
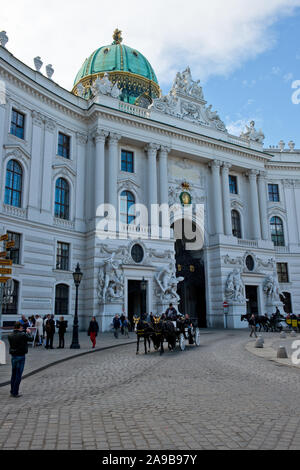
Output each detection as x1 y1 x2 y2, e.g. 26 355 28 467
0 29 299 331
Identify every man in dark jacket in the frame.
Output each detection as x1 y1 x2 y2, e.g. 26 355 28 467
113 315 121 339
249 314 257 338
45 314 55 349
8 322 33 397
165 303 177 321
56 317 68 349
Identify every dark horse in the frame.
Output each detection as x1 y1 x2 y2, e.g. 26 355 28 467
133 316 152 355
151 316 177 355
241 314 270 332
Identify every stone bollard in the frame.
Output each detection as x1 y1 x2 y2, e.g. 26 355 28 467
255 338 264 349
280 331 287 339
0 340 6 365
290 331 297 338
258 335 265 344
277 346 288 359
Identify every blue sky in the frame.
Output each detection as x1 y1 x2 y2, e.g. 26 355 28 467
196 12 300 147
2 0 300 147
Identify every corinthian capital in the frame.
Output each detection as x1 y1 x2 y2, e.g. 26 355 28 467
93 129 108 143
109 132 122 144
32 110 44 127
208 159 222 170
145 142 160 154
222 162 232 172
160 145 171 155
76 132 88 145
246 169 259 179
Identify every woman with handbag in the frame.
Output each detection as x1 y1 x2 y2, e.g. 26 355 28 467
88 317 99 349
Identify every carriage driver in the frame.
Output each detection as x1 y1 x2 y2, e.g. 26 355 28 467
165 303 177 321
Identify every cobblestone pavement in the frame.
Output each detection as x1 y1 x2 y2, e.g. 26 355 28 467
1 329 300 450
0 331 136 385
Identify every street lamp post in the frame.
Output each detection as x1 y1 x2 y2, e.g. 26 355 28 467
70 263 83 350
141 277 146 319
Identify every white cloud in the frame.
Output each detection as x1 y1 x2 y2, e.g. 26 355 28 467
2 0 300 90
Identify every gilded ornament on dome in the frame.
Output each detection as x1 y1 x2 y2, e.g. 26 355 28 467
113 29 123 45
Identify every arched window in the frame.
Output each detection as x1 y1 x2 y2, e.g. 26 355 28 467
3 280 19 315
270 216 285 246
55 284 69 316
120 191 135 224
231 210 242 239
55 178 70 220
5 160 23 207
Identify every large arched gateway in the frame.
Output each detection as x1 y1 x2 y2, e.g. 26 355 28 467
172 218 207 328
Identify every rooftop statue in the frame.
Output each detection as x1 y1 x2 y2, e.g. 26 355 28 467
240 121 265 144
152 67 226 132
91 72 122 99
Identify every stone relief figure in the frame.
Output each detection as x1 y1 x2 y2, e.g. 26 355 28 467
151 67 226 132
263 273 284 301
240 121 265 144
92 73 121 99
155 263 184 303
205 105 226 131
97 253 124 303
76 82 85 98
225 269 245 302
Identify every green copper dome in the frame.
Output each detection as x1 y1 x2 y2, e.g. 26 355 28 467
73 29 160 105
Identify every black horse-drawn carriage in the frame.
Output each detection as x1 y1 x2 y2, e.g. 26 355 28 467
241 311 295 333
133 315 201 355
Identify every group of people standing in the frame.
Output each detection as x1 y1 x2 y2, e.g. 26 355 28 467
18 314 68 349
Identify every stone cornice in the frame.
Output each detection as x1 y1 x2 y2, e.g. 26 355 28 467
0 60 87 122
265 162 300 171
88 106 272 164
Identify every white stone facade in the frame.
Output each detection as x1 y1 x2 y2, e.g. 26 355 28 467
0 45 299 331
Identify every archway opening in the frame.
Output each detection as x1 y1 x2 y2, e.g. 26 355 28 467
172 219 207 328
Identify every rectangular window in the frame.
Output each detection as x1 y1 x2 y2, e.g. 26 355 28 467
56 242 70 271
229 175 238 195
121 150 134 173
277 263 289 283
10 109 25 140
7 232 21 265
58 132 71 159
268 184 280 202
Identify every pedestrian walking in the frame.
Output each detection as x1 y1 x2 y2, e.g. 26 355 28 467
56 316 68 348
113 315 121 339
120 312 125 335
8 322 34 398
45 314 55 349
88 316 99 349
123 316 130 338
249 314 257 338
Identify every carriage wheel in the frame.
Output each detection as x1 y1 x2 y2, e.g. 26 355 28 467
195 328 201 347
179 333 186 351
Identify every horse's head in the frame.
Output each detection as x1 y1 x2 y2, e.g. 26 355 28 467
153 316 161 326
133 316 140 332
